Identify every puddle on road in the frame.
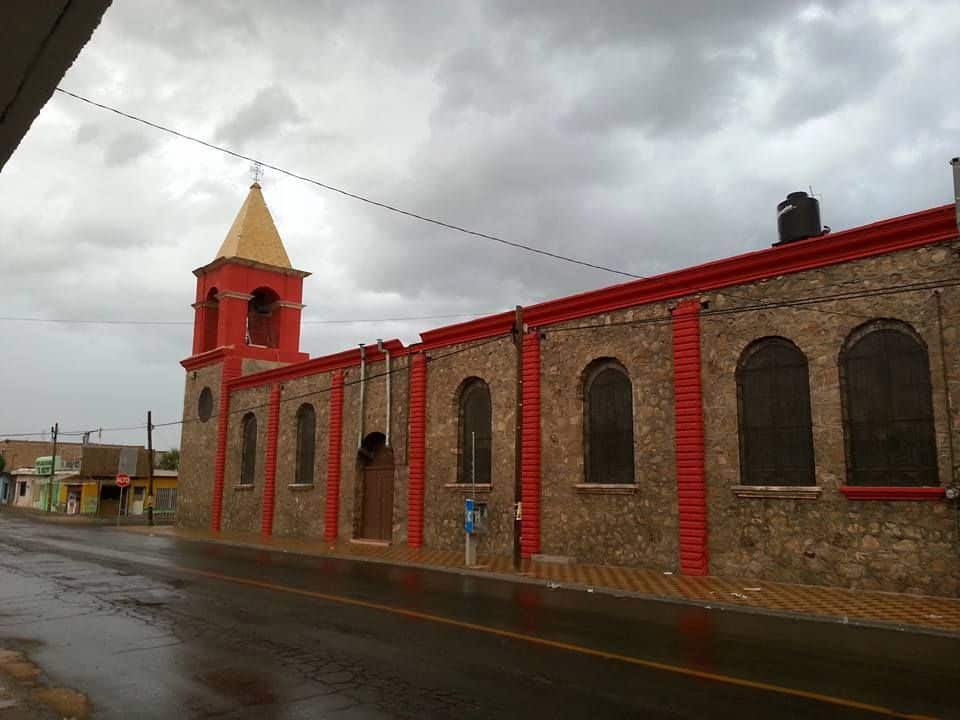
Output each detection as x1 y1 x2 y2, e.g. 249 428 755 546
0 643 91 718
32 687 91 717
200 669 277 707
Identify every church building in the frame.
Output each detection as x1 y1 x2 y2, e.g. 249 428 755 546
179 181 960 597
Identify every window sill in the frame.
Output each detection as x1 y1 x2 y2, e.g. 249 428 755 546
575 483 637 495
732 485 821 500
840 486 945 501
444 483 492 493
233 484 255 492
288 483 315 491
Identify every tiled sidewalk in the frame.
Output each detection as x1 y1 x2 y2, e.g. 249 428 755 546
119 525 960 636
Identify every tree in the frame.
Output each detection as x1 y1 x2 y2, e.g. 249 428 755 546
157 448 180 471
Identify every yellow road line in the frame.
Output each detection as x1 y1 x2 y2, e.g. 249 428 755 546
177 565 937 720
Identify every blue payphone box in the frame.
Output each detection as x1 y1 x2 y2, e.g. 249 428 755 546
464 498 488 534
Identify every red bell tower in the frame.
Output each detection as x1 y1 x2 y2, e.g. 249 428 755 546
188 182 309 366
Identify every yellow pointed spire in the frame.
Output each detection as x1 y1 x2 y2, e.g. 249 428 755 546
215 183 292 268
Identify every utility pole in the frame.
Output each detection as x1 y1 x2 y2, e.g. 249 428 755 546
147 410 155 527
512 305 524 570
46 423 58 513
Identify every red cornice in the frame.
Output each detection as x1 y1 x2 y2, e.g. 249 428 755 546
181 345 308 372
419 311 514 351
228 338 407 391
181 347 231 371
840 486 946 501
211 203 958 393
524 204 956 328
419 204 957 346
194 256 311 278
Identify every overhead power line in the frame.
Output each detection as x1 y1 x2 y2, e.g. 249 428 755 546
54 87 640 280
5 273 955 441
52 89 905 326
0 311 495 327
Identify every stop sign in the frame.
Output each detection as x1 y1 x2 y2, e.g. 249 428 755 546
115 473 131 488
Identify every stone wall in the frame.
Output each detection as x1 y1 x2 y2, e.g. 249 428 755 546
423 337 517 555
339 355 410 542
221 385 269 532
539 304 678 569
241 358 288 376
702 242 960 595
176 238 960 596
273 372 331 539
177 363 223 529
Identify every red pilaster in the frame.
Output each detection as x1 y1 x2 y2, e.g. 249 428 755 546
520 331 541 558
408 352 427 548
217 293 250 348
192 303 205 355
277 305 303 356
260 383 282 536
211 355 242 532
323 369 345 542
672 300 708 576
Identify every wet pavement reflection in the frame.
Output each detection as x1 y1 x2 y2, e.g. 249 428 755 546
0 513 955 719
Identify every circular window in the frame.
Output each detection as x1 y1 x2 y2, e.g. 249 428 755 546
198 387 214 422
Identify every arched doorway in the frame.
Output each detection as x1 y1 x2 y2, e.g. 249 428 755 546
358 432 394 541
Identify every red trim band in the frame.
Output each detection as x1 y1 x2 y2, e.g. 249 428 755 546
323 369 345 542
182 347 231 372
840 486 946 501
229 339 406 391
199 206 956 394
260 383 282 536
672 301 708 576
520 331 541 558
411 205 955 350
408 353 427 547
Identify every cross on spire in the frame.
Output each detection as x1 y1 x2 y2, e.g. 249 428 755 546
249 161 264 186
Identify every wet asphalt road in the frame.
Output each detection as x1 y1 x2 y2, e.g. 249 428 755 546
0 513 956 719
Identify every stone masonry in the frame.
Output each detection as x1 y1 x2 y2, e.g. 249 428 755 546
702 242 960 596
177 363 223 530
178 191 960 596
539 303 679 569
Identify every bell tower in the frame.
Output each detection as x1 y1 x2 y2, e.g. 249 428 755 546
188 182 310 366
178 181 310 531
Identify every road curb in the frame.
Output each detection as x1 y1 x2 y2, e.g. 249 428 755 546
119 526 960 641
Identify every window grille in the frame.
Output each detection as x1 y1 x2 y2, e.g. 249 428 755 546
736 338 815 486
584 361 635 485
459 380 492 484
840 322 938 487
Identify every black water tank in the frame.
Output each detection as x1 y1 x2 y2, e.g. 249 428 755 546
775 191 822 246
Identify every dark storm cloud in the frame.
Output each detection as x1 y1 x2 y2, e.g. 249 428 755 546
103 131 156 167
768 12 900 128
1 0 959 445
215 85 305 148
559 43 763 137
74 123 100 144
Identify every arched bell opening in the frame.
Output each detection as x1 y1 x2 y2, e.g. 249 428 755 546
246 287 281 348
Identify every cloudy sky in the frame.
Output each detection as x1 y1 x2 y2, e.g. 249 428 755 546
2 0 959 450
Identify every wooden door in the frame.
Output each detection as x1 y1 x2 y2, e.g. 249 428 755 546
361 444 394 541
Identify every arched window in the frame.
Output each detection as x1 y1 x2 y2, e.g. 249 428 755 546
840 320 938 487
240 413 257 486
736 338 815 486
458 379 492 484
295 403 316 486
584 360 635 484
